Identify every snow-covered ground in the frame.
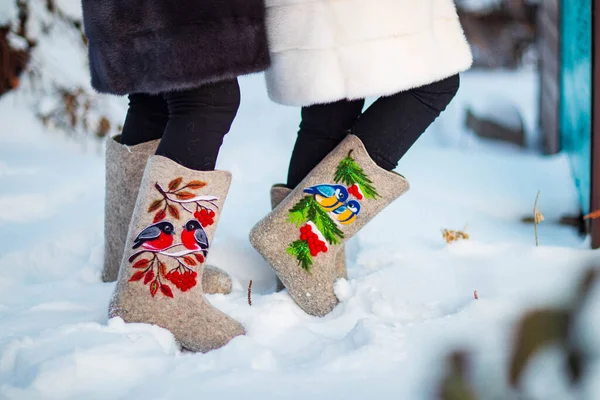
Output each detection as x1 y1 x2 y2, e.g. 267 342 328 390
1 67 599 399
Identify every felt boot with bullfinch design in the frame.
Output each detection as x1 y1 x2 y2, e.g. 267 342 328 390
110 155 244 352
251 135 409 317
104 135 232 295
270 185 347 292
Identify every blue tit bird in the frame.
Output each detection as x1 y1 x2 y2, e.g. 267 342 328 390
333 200 362 225
304 184 349 212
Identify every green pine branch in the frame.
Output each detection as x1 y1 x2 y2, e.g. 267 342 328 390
334 151 380 200
286 240 313 271
288 196 345 245
287 196 312 227
307 200 344 245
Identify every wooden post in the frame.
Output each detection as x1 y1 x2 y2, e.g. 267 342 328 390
592 0 600 248
539 0 561 154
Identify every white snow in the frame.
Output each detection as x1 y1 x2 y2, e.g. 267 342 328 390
457 0 504 12
468 96 524 131
54 0 83 20
456 0 541 14
0 1 17 26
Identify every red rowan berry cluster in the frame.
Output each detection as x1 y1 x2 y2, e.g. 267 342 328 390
348 184 363 200
194 208 215 227
299 224 328 257
166 269 197 292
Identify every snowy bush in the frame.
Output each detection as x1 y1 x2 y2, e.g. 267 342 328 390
1 0 124 141
439 268 600 400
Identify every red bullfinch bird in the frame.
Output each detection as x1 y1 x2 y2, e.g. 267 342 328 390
132 221 175 251
181 219 209 256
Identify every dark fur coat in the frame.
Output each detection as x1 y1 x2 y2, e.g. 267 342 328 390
82 0 270 95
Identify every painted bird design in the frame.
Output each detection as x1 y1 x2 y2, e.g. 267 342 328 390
181 219 209 256
304 184 349 212
333 200 362 225
132 221 175 251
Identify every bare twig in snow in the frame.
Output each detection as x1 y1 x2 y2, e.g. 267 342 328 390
248 280 253 306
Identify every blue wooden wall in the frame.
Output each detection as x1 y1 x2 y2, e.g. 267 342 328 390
560 0 592 215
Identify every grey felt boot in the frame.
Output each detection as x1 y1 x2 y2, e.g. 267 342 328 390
110 155 244 352
104 136 232 295
251 135 409 317
270 185 347 292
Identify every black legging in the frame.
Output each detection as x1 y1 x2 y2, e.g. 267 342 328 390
287 75 460 188
120 79 241 171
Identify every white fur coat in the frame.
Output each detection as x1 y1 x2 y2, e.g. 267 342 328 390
265 0 473 106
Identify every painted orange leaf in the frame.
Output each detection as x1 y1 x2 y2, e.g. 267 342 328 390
159 262 167 277
584 210 600 220
148 199 163 213
168 204 180 219
153 209 167 223
176 192 195 200
132 259 150 269
129 271 145 282
187 180 207 190
150 281 159 297
194 254 205 263
161 284 174 298
183 256 197 266
169 177 183 191
144 270 155 285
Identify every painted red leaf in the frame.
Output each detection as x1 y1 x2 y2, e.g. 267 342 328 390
153 209 167 223
194 253 205 263
167 204 180 220
169 177 183 191
132 259 150 269
176 192 195 200
183 256 197 266
161 284 174 298
144 270 155 285
150 280 159 297
147 199 163 213
187 180 207 190
129 271 145 282
159 262 167 277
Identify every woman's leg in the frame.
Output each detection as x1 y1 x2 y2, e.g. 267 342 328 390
157 79 241 171
286 99 365 188
353 74 461 171
120 94 169 145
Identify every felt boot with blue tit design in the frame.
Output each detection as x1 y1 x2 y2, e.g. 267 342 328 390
251 135 409 317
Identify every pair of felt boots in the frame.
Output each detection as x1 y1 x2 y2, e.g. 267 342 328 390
106 134 409 352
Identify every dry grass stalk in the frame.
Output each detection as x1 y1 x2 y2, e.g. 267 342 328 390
1 27 31 96
583 210 600 220
247 280 253 306
96 117 111 138
39 86 114 139
442 229 470 244
533 191 544 246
